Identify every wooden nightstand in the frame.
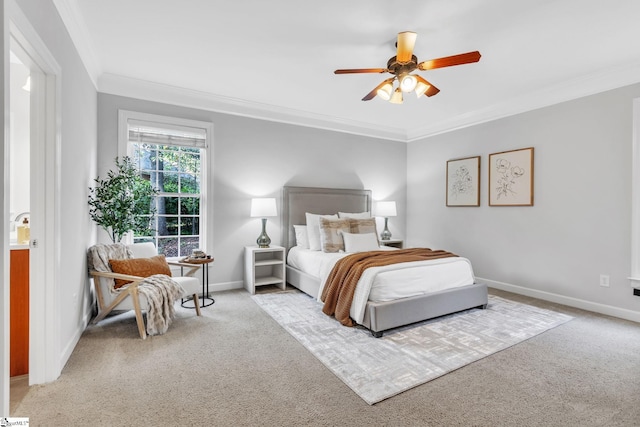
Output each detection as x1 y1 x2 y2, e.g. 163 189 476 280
244 245 286 294
380 239 403 249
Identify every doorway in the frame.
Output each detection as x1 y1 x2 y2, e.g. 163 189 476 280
8 42 32 411
2 2 62 415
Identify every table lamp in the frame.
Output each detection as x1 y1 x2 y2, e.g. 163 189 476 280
376 201 397 241
250 197 277 248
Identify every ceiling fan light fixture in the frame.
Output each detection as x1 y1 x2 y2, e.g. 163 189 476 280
399 74 417 92
415 80 430 98
376 82 393 100
335 31 480 102
389 88 403 104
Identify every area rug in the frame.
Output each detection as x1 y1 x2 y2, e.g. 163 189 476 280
251 291 573 405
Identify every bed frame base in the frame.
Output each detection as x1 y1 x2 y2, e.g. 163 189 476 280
362 283 489 338
286 265 488 338
286 265 321 299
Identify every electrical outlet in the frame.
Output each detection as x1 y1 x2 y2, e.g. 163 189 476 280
600 274 610 287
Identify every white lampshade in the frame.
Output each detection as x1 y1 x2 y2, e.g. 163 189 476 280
250 198 277 218
389 88 403 104
376 201 397 217
400 74 417 92
376 81 393 100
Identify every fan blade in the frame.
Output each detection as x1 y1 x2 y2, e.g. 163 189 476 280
417 51 481 71
396 31 417 63
334 68 387 74
362 78 395 101
415 75 440 97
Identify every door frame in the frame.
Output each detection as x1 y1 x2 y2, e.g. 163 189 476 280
1 0 62 413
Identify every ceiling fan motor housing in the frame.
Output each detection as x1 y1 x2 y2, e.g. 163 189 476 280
387 55 418 76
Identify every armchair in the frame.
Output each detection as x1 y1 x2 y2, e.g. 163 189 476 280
88 242 202 339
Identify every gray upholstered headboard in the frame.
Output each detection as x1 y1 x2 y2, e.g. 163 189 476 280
281 186 372 252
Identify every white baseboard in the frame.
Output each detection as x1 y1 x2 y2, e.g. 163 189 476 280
205 280 244 293
478 276 640 323
59 308 92 376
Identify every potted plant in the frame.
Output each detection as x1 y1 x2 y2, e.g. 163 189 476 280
88 156 158 243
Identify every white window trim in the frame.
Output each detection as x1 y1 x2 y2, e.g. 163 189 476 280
630 98 640 288
117 110 213 256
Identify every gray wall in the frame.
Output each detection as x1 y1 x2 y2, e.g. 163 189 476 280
98 93 407 287
408 83 640 318
14 0 98 370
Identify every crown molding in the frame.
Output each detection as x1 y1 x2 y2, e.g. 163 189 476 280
52 0 406 141
98 73 408 142
406 59 640 142
100 60 640 145
52 0 101 88
52 0 640 143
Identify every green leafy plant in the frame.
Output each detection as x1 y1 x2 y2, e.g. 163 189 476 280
88 156 158 243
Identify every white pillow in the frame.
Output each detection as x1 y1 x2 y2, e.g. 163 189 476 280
293 225 309 249
338 211 371 219
305 213 338 251
342 232 380 253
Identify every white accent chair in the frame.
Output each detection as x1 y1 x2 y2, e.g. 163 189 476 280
89 242 202 339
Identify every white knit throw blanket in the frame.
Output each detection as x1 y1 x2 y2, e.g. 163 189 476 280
137 274 185 336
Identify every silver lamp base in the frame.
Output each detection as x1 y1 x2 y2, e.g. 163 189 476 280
256 218 271 248
380 217 392 240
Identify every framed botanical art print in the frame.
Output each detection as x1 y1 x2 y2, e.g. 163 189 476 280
489 147 534 206
446 156 480 206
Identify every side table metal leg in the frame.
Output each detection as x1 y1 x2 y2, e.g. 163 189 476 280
201 262 215 307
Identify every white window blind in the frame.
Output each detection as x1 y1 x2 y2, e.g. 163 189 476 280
122 113 211 258
128 119 208 148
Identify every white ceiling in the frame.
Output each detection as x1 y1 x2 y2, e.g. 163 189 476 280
54 0 640 142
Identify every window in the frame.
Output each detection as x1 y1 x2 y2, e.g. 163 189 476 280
119 111 212 258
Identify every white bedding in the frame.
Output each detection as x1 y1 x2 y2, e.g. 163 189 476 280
287 246 476 324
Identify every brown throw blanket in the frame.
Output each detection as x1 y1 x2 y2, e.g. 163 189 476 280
320 248 458 327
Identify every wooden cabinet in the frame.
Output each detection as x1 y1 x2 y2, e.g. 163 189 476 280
244 246 286 294
10 249 29 377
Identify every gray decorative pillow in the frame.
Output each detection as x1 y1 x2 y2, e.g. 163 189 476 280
319 217 351 253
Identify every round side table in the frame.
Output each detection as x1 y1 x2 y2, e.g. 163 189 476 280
180 257 215 308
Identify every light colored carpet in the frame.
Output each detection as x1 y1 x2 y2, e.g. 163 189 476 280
252 291 573 405
11 289 640 426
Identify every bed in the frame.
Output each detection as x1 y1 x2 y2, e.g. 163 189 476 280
281 186 488 337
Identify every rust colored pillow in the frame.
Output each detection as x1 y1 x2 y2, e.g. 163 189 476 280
109 255 172 289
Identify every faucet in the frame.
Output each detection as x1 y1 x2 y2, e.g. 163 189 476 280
14 212 30 224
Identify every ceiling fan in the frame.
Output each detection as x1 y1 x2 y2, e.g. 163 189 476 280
334 31 481 104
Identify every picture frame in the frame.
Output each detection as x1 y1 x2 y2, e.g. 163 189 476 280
446 156 480 207
489 147 534 206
